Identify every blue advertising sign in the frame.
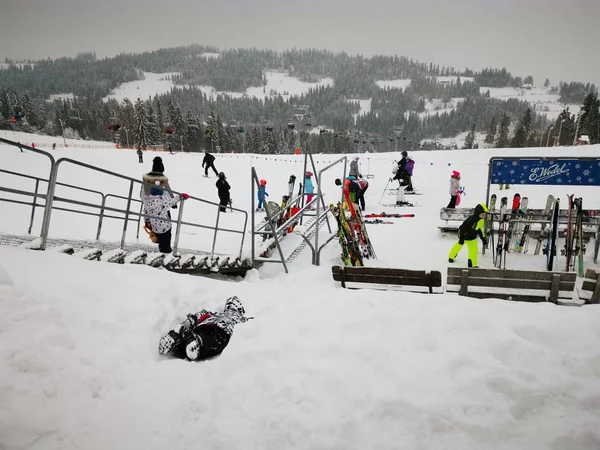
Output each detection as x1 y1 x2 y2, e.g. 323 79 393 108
491 158 600 186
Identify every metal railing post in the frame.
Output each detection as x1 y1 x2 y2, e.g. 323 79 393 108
120 181 134 249
173 198 185 255
28 179 40 234
96 194 106 240
251 167 256 264
211 206 221 258
136 201 143 239
39 164 59 250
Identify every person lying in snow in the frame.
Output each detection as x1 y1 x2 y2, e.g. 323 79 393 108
158 297 252 361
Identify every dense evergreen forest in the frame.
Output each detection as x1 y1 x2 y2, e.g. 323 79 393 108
1 45 598 153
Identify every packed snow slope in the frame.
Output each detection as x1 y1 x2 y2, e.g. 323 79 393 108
1 133 600 449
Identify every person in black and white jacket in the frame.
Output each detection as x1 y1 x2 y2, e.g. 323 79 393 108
143 183 189 253
158 296 251 361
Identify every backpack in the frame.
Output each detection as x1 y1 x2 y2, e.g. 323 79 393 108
405 159 415 176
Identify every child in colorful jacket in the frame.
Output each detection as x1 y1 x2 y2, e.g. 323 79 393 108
257 179 269 210
158 297 252 361
143 183 189 253
447 170 461 208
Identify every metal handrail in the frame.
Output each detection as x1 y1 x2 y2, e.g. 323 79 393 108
315 155 347 265
0 138 248 258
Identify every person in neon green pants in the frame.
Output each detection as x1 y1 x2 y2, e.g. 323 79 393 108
448 203 488 268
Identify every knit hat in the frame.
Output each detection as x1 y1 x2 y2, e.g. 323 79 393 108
152 157 164 173
452 170 460 178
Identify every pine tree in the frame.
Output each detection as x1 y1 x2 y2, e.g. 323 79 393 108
484 116 497 147
0 89 11 121
544 78 551 88
22 93 38 127
579 92 600 144
39 105 47 129
463 123 476 149
512 108 532 147
133 99 149 149
496 114 511 148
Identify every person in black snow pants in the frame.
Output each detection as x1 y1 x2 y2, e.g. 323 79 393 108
216 172 231 212
202 151 219 177
158 296 252 361
143 184 189 253
137 148 143 163
393 151 410 187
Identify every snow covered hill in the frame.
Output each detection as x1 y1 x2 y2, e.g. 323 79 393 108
1 134 600 449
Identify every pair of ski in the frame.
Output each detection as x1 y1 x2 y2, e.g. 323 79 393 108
365 219 394 224
364 213 415 219
492 193 521 268
563 195 585 276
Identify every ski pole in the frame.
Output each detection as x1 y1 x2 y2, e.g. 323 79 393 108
378 178 392 205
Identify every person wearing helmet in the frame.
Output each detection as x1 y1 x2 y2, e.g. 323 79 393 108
305 171 315 205
257 179 269 211
448 203 489 268
349 157 361 178
202 151 219 177
447 171 461 208
216 172 231 212
158 296 252 361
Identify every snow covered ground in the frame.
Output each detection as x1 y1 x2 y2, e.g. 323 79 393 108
1 133 600 449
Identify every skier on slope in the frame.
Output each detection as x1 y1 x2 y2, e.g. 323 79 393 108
349 157 361 178
257 179 269 211
448 203 488 268
202 151 219 177
447 170 461 208
137 148 143 164
158 296 252 361
216 172 231 213
143 182 189 253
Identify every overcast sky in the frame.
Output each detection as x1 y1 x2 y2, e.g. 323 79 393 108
1 0 599 86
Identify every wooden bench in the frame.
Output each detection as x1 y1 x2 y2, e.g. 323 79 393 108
579 269 600 304
332 265 443 293
446 267 577 304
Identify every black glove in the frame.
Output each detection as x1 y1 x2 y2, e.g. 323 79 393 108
172 204 178 209
458 238 465 245
481 237 489 247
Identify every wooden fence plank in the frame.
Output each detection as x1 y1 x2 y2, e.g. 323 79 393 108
584 268 599 281
592 279 600 304
446 276 574 291
459 270 469 296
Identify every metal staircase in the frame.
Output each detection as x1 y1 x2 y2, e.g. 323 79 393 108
0 138 251 277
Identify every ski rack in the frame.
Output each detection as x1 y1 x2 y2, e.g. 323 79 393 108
250 154 348 272
0 138 249 272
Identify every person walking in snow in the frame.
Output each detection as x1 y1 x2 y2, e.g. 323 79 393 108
158 296 252 361
349 157 361 178
143 183 189 253
137 148 144 164
447 170 461 208
448 203 488 268
202 151 219 177
304 171 315 205
216 172 231 213
257 179 268 211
